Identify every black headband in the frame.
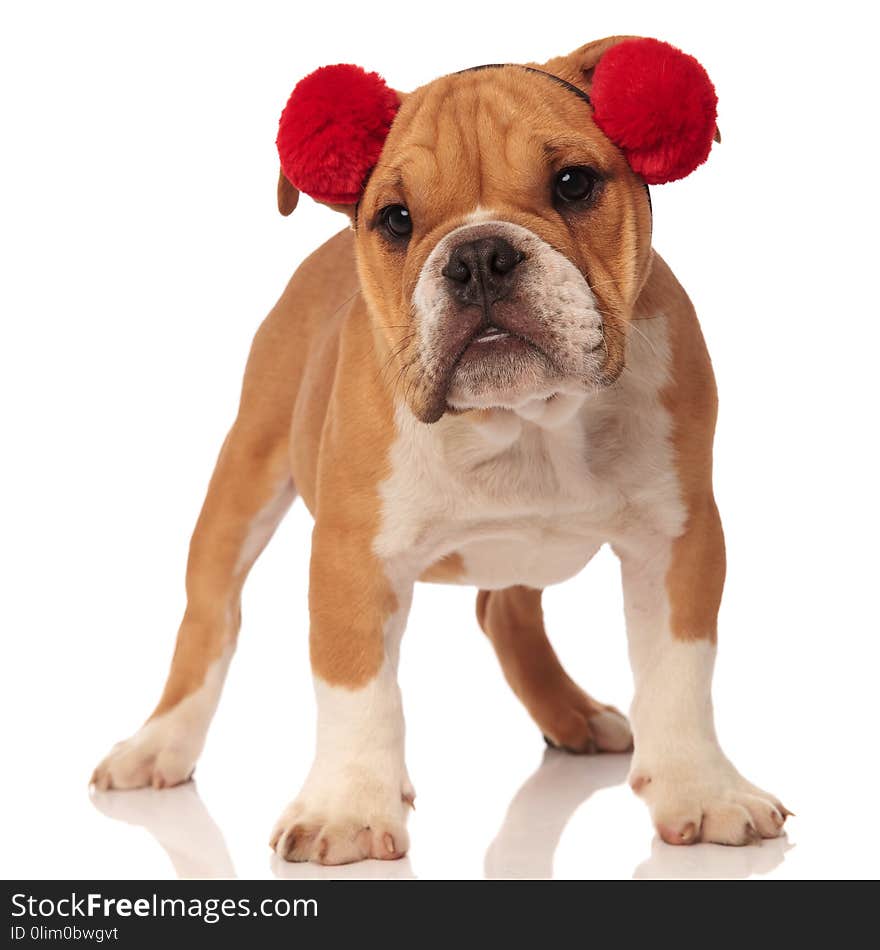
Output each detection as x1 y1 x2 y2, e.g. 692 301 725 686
455 63 593 106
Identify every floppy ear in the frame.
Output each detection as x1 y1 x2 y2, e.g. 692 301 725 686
277 170 299 216
544 36 720 185
275 63 402 216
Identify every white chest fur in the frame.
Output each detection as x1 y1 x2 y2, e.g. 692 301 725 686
375 315 686 590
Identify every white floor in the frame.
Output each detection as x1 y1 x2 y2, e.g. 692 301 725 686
4 502 877 880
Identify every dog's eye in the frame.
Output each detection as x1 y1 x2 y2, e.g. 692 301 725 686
554 167 598 204
380 204 413 239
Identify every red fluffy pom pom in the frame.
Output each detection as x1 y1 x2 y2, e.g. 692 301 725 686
276 64 399 205
590 38 717 185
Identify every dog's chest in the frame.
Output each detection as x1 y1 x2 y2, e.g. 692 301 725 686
374 316 685 589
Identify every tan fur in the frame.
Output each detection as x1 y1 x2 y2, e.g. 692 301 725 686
477 586 630 753
636 256 724 642
419 553 465 583
152 229 391 707
304 299 401 687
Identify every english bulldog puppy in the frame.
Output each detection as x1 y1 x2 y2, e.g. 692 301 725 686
93 36 790 863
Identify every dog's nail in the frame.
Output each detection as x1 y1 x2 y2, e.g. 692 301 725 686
317 837 329 862
283 834 299 861
658 823 694 846
629 773 651 794
384 833 396 854
745 822 761 843
771 809 785 828
680 822 697 844
780 805 795 819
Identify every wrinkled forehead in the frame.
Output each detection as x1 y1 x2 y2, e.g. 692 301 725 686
361 67 620 224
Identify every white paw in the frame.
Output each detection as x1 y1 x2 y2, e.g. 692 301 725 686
91 718 200 790
630 755 791 846
270 770 415 865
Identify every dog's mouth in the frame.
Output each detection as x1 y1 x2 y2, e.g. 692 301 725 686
456 323 542 365
412 312 609 423
447 314 557 380
471 324 511 344
434 315 563 413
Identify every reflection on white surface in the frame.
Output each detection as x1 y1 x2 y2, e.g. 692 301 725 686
90 782 236 879
486 749 630 878
271 853 417 880
634 834 792 880
91 780 419 880
90 753 790 880
487 748 789 879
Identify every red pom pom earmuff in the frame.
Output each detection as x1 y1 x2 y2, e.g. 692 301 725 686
276 64 399 205
590 38 717 185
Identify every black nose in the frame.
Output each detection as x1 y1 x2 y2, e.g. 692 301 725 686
441 236 524 306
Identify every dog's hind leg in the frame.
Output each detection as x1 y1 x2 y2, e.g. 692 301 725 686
92 338 299 790
477 586 632 754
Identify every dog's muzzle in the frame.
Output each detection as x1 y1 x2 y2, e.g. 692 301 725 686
409 220 609 420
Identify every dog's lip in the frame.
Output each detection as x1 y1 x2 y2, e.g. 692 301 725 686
457 323 548 365
419 316 560 423
471 324 511 343
458 332 535 366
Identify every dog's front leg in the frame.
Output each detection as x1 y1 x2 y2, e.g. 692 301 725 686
617 501 790 846
271 526 414 865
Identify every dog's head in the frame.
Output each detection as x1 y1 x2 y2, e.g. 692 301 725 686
276 37 718 422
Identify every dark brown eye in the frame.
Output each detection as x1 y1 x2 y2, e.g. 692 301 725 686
555 167 598 204
380 204 412 239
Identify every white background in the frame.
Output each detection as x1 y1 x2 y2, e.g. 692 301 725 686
2 0 878 880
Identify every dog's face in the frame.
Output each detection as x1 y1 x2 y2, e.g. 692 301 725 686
355 64 653 422
276 38 717 422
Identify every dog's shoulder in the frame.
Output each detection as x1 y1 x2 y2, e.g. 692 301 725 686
636 251 717 412
283 227 359 317
636 252 718 505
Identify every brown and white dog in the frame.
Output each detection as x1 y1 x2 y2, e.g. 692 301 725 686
92 36 789 863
